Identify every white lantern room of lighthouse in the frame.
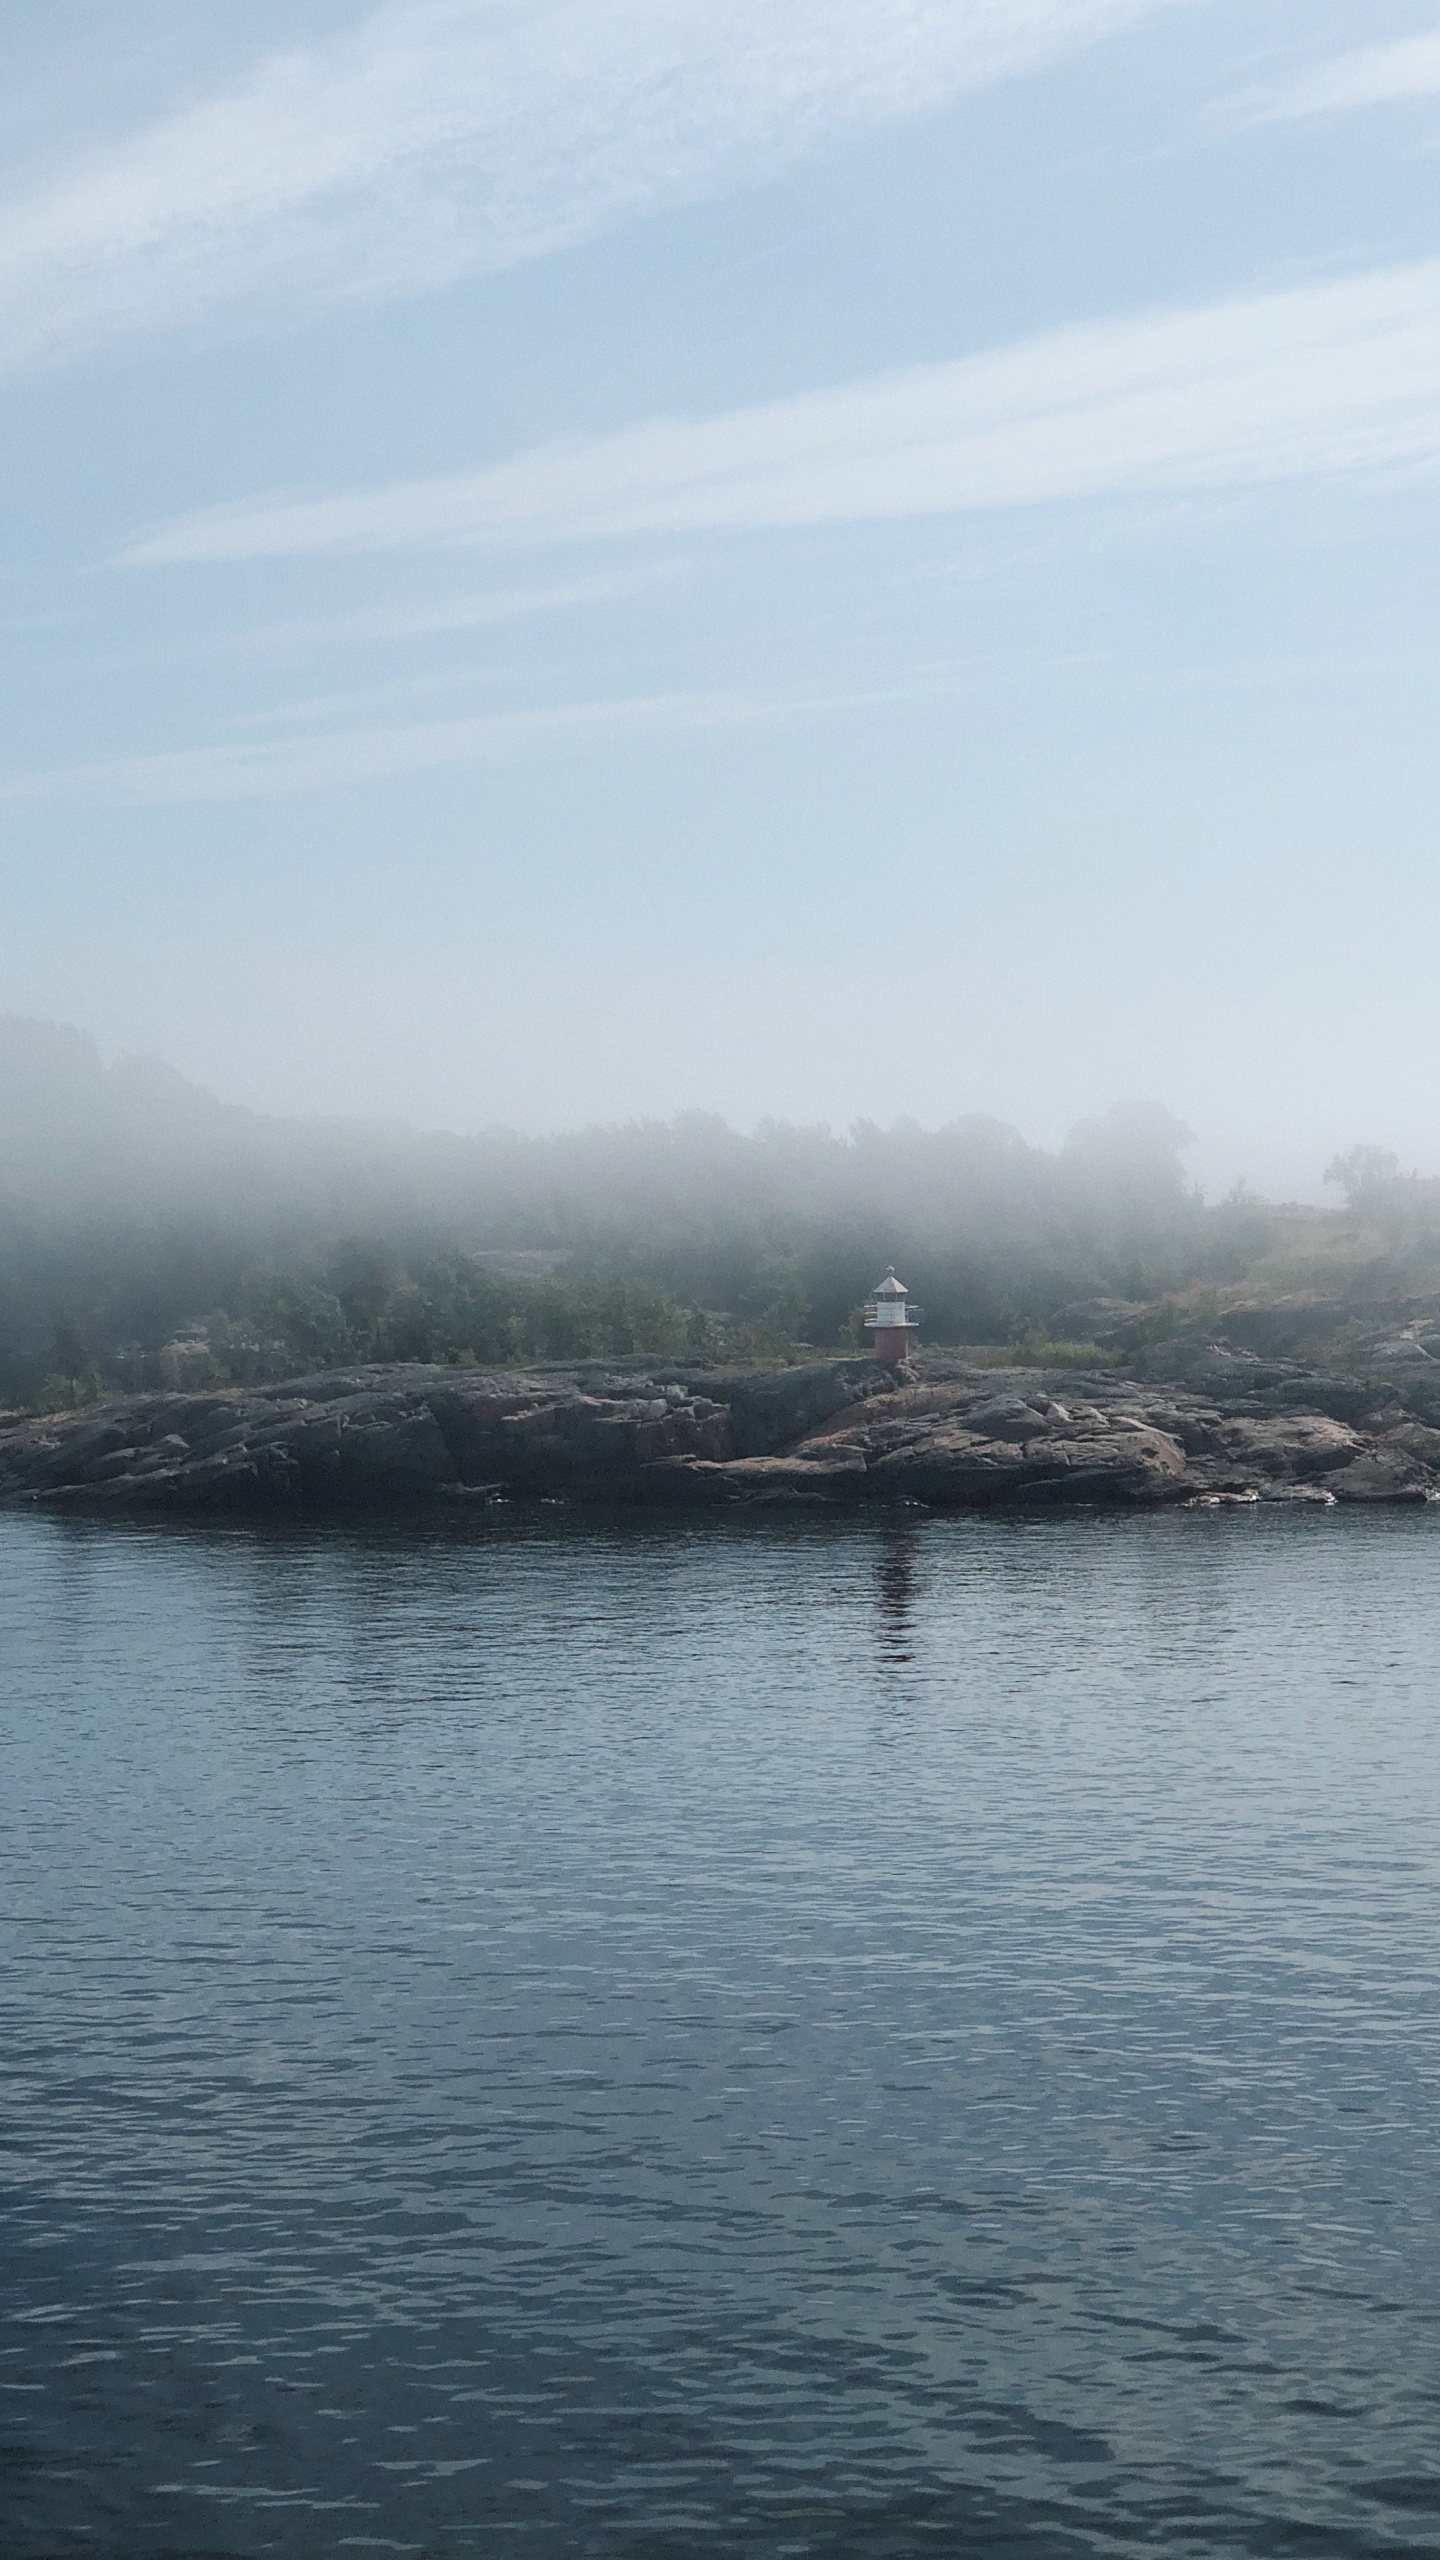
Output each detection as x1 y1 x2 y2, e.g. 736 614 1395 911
863 1268 921 1362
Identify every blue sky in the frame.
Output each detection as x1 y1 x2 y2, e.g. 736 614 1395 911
6 0 1440 1195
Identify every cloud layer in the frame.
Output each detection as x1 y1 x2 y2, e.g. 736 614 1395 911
125 258 1440 566
1260 28 1440 122
0 0 1172 376
0 682 881 808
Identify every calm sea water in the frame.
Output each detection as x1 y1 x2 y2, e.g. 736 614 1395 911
3 1503 1440 2559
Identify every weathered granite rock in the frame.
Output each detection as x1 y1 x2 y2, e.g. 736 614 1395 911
1324 1452 1437 1504
1178 1413 1363 1486
3 1353 1439 1516
779 1383 1192 1507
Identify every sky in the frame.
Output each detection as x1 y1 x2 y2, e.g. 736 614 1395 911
5 1 1440 1198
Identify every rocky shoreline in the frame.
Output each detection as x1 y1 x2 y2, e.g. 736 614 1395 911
4 1349 1440 1515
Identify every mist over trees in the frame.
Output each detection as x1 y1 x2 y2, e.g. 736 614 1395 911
2 1014 1433 1408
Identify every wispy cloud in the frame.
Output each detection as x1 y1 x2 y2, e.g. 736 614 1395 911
0 680 928 808
223 563 683 661
1250 28 1440 123
124 259 1440 565
0 0 1174 377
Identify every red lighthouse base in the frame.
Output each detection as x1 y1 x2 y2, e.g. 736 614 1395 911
872 1329 910 1364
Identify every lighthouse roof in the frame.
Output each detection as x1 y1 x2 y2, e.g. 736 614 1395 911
873 1268 908 1297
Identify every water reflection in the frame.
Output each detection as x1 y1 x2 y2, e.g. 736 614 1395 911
875 1535 918 1666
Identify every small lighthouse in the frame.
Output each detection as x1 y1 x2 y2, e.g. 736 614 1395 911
863 1268 922 1365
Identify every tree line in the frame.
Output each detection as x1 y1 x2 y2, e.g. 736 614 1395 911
5 1014 1437 1411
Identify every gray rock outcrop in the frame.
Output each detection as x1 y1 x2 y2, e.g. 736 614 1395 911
3 1354 1439 1515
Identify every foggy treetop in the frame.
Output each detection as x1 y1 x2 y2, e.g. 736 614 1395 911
3 1015 1437 1404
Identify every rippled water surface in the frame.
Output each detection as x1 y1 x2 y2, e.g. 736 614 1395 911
4 1505 1440 2558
